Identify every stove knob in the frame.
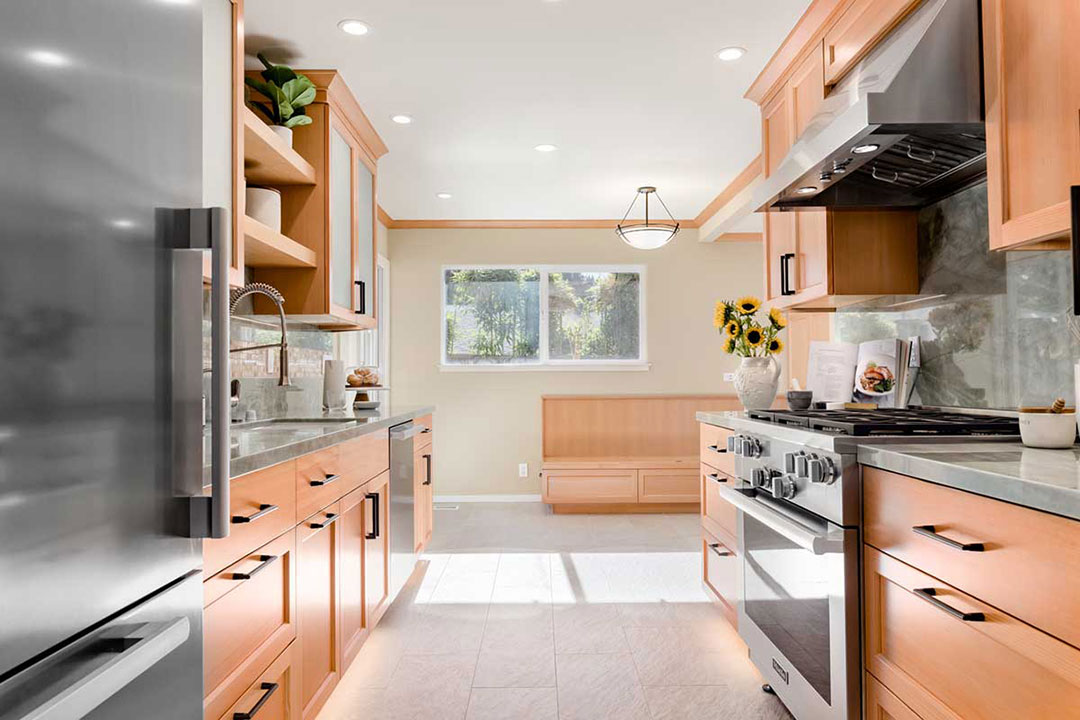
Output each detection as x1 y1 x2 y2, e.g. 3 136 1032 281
809 456 838 485
795 454 810 479
726 435 737 453
783 452 797 473
743 436 763 459
751 467 767 487
772 475 797 500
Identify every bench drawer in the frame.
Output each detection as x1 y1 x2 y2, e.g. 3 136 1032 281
638 468 698 503
542 469 638 504
864 546 1080 720
699 423 734 476
864 466 1080 648
700 463 736 544
204 460 296 577
703 530 738 628
204 530 296 720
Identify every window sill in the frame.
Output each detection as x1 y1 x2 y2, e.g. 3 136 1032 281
439 362 652 373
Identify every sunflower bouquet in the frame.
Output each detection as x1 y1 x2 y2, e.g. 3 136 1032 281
713 296 786 357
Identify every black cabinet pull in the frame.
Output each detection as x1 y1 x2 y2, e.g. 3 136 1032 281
231 554 278 581
233 682 279 719
706 444 727 454
354 279 366 315
310 512 338 530
232 504 278 525
421 427 432 434
707 543 732 557
423 453 432 486
1071 186 1079 315
366 491 380 539
707 472 726 484
780 253 796 296
913 588 985 622
912 525 985 552
310 473 341 487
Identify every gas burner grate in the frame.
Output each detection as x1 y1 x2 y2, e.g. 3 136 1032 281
747 408 1019 437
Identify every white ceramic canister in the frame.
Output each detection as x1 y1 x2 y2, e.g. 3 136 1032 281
270 125 293 148
246 186 282 232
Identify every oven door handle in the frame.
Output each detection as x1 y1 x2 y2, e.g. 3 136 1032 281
717 485 844 555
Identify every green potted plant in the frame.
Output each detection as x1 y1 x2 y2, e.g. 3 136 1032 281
245 52 316 147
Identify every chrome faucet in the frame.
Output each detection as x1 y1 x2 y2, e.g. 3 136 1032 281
229 283 290 387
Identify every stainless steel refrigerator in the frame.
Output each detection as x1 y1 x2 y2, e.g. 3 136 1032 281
0 1 231 717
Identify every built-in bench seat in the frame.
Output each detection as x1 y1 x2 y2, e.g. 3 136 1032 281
540 395 741 513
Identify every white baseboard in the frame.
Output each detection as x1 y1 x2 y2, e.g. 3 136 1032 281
434 494 543 503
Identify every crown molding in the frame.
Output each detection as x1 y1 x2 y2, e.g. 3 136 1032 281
692 155 762 228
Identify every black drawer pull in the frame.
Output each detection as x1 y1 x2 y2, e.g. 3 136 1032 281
423 453 432 486
232 504 278 524
233 682 279 719
310 473 341 487
310 512 338 529
707 472 727 484
912 525 985 552
420 426 432 434
231 554 278 581
913 587 985 622
706 444 727 454
366 491 380 539
707 542 732 557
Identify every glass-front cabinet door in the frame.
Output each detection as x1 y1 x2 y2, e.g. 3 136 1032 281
329 122 354 318
354 158 375 323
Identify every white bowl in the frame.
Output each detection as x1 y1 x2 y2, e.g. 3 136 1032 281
1018 411 1077 449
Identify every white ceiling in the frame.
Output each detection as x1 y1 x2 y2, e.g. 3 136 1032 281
245 0 809 221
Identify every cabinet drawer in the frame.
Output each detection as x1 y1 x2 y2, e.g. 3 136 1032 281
204 530 296 720
339 429 390 490
864 466 1080 648
700 463 736 545
542 469 638 504
864 673 922 720
214 643 301 720
864 546 1080 720
638 468 698 504
699 423 734 476
823 0 921 85
296 446 344 520
702 530 738 628
205 460 296 577
414 413 434 451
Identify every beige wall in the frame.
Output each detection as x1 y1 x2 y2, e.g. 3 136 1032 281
388 227 765 497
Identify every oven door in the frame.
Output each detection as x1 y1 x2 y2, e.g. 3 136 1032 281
719 485 860 720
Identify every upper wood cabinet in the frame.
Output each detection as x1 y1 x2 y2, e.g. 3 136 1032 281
982 0 1080 249
790 48 826 138
762 90 794 178
764 208 917 310
251 71 387 329
823 0 922 85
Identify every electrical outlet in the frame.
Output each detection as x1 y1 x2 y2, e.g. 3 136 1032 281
519 462 529 478
723 372 736 382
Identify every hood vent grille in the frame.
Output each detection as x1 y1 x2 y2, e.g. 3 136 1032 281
855 133 985 190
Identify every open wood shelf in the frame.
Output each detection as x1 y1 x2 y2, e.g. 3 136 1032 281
243 107 317 186
243 216 317 268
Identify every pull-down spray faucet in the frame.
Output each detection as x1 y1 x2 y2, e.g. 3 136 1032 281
228 283 290 387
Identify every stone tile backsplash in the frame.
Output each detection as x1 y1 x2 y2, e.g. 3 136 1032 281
834 183 1079 410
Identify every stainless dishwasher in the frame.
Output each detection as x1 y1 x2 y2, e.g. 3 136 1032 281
389 420 425 600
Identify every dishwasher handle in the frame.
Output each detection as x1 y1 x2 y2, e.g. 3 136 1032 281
390 422 426 441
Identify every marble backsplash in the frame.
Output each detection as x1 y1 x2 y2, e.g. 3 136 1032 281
834 183 1078 410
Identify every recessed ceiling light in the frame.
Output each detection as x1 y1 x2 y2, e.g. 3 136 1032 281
27 49 69 67
534 144 558 153
338 19 371 36
391 114 413 125
110 218 136 229
795 186 818 195
851 143 880 154
436 192 453 199
715 46 746 62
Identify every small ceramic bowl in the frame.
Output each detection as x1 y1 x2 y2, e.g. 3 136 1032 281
1018 409 1077 449
787 390 813 411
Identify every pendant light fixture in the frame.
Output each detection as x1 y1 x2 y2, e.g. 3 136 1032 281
615 186 680 250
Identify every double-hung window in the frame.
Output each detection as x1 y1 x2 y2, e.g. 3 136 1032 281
441 265 646 369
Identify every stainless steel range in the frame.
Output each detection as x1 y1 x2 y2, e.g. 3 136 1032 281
705 408 1019 720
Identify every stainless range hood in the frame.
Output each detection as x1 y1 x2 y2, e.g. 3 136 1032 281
753 0 985 211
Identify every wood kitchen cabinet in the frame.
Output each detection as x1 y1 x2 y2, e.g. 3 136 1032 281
982 0 1080 249
296 504 341 720
338 486 368 671
823 0 921 85
252 70 386 329
414 447 433 551
364 471 391 628
216 643 302 720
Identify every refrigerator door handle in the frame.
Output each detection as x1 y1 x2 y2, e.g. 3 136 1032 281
8 618 191 720
170 207 231 539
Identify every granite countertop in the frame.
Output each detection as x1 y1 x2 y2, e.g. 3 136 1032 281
204 404 434 482
858 442 1080 522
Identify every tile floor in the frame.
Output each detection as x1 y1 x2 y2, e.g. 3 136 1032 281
317 502 793 720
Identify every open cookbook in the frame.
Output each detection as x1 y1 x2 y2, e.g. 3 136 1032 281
805 338 921 408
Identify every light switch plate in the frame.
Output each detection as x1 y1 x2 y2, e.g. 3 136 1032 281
518 462 528 478
723 372 736 382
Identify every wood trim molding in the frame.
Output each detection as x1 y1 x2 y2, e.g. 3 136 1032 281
693 155 762 227
716 232 763 242
300 70 389 160
744 0 850 104
377 204 394 228
379 217 699 230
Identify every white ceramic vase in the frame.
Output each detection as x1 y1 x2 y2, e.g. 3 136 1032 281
245 187 281 231
270 125 293 147
734 356 781 410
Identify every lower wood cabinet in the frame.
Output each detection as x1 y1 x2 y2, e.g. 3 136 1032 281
297 505 342 720
216 642 302 720
864 545 1080 720
415 447 433 551
339 487 368 670
364 471 391 628
700 463 736 544
864 672 921 720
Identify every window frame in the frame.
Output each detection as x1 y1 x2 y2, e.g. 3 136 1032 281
439 263 649 371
